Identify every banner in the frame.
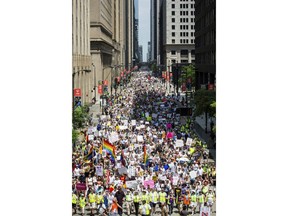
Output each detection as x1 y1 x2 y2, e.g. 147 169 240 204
186 138 193 145
98 85 103 94
74 88 81 97
126 180 138 189
76 183 87 191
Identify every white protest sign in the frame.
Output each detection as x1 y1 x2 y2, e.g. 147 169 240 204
134 144 141 148
145 112 150 118
137 135 144 142
172 176 179 185
126 180 138 189
109 132 119 143
119 125 128 130
152 113 158 118
88 135 94 141
167 114 172 118
122 120 128 126
95 166 103 176
140 125 145 129
186 138 193 145
118 167 128 175
131 120 136 126
159 176 167 181
145 122 149 125
175 140 184 147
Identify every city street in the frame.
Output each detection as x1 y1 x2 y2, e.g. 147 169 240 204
73 72 216 216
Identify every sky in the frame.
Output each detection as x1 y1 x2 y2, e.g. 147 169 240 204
138 0 150 62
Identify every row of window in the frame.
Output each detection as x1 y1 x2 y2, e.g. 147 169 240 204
171 39 195 44
171 32 195 37
170 50 195 55
171 25 195 30
171 3 194 9
171 18 195 23
171 11 195 16
195 51 215 65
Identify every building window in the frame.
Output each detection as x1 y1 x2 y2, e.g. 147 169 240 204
180 39 182 43
191 10 194 16
191 25 194 29
172 39 175 44
172 11 175 16
172 18 175 22
180 4 182 8
191 32 194 37
180 18 182 22
172 32 175 37
172 25 175 30
171 50 176 55
180 25 182 30
172 4 175 8
186 18 189 22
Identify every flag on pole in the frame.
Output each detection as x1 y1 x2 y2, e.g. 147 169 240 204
143 145 148 166
99 145 102 154
103 139 116 162
120 150 126 167
84 146 93 161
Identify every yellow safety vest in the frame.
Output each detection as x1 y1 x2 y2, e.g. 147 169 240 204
72 194 78 204
96 195 104 204
149 192 159 203
133 195 140 203
198 195 204 203
191 195 197 202
202 186 209 194
140 204 150 215
206 193 214 202
79 197 86 208
159 192 166 203
89 193 96 203
141 194 149 202
126 194 132 201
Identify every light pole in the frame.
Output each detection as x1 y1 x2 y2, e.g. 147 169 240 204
101 65 113 114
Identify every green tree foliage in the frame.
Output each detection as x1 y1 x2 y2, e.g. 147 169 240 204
73 106 89 129
194 89 216 132
179 64 195 90
72 129 79 145
210 101 216 133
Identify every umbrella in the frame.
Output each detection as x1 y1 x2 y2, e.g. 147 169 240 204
176 157 190 162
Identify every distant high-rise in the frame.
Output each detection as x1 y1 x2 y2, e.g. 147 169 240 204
162 0 196 71
195 0 216 90
133 0 139 66
147 41 151 62
139 45 143 62
150 0 163 64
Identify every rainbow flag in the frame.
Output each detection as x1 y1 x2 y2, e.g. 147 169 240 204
143 145 148 166
84 146 93 161
103 140 116 162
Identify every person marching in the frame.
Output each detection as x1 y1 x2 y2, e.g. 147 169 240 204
149 188 159 216
167 192 175 215
72 192 78 215
182 190 191 213
78 194 87 216
88 190 97 215
125 189 133 216
133 191 141 216
190 191 197 215
139 200 152 216
95 191 104 214
197 191 205 213
159 188 167 216
110 198 123 216
206 188 215 214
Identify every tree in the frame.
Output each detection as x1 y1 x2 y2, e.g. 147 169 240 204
194 89 216 133
178 64 195 90
210 101 216 133
72 129 79 147
73 106 89 129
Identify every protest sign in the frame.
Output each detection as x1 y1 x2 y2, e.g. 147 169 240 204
126 180 138 189
119 125 128 130
118 167 128 175
88 135 94 141
175 140 184 147
152 113 157 118
144 180 154 189
96 166 103 176
200 206 211 216
131 120 136 126
109 132 119 143
172 176 179 185
145 112 150 118
137 135 144 142
122 120 128 126
186 138 193 145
